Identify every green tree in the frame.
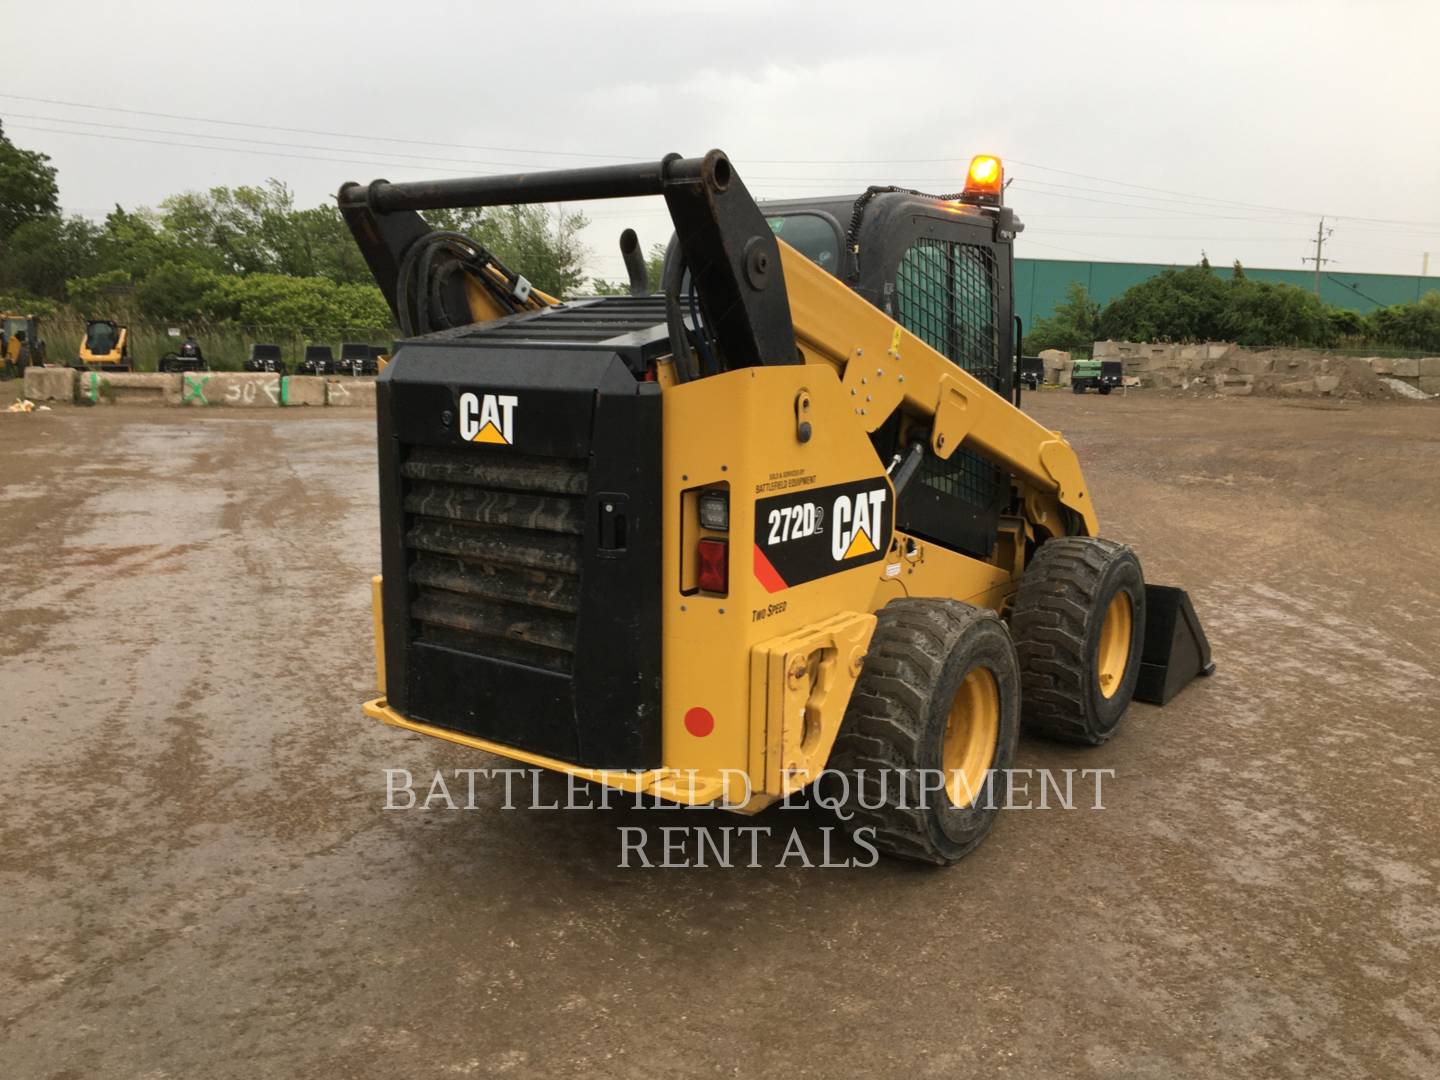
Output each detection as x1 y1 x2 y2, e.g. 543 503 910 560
199 273 392 330
0 214 100 299
1368 290 1440 350
1217 279 1334 346
1098 266 1230 342
0 122 59 241
1025 281 1100 352
286 204 372 283
159 180 306 275
66 269 135 314
95 206 197 279
135 263 224 322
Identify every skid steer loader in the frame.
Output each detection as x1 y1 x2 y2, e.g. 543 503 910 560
76 319 132 372
340 151 1212 864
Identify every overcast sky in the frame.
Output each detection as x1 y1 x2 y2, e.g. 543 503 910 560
6 0 1437 283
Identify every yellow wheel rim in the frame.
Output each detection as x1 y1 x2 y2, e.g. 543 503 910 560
1097 591 1133 700
943 667 1000 806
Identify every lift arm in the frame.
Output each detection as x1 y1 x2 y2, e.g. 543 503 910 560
779 243 1099 536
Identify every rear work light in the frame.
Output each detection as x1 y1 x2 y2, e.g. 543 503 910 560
961 154 1004 207
697 538 728 594
698 489 729 531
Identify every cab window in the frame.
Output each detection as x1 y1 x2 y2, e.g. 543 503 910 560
894 238 999 386
765 214 841 275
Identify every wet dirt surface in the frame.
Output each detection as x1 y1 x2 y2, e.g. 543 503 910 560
2 397 1438 1079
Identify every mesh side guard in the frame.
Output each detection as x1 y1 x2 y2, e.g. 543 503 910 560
1134 584 1215 706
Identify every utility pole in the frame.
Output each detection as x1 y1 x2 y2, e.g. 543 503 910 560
1302 217 1333 295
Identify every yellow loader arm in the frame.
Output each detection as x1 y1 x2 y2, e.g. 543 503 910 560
780 242 1099 537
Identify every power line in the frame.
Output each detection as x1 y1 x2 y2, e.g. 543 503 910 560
3 112 588 173
8 90 1440 230
0 92 644 161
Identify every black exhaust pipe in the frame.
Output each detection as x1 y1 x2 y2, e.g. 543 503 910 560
620 228 649 296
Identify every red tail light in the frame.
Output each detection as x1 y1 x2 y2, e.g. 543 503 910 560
697 538 728 594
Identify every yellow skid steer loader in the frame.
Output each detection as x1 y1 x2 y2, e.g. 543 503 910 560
339 151 1212 863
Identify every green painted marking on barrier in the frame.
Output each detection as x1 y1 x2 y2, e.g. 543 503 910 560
88 372 97 403
280 375 289 406
183 373 209 405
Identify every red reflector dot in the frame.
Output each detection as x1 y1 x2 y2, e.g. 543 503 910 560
684 707 715 738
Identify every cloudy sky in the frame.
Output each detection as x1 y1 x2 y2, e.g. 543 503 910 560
6 0 1437 283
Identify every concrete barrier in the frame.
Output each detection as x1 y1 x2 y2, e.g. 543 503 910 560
1217 374 1254 396
18 367 377 410
1419 357 1440 377
183 372 283 407
22 366 77 402
1419 377 1440 395
1393 358 1420 378
77 371 183 406
326 378 377 407
279 375 327 407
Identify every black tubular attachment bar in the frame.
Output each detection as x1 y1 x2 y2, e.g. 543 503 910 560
337 157 690 212
338 150 798 374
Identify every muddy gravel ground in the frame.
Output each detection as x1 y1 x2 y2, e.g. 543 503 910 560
2 394 1438 1079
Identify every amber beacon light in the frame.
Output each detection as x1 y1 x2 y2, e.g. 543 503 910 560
962 154 1004 206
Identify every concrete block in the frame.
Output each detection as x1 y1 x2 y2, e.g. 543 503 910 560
1234 354 1274 376
325 377 376 407
183 372 282 407
1314 375 1341 395
1218 382 1254 396
1133 353 1172 372
1038 348 1071 366
280 375 327 407
1208 343 1233 362
1418 376 1440 395
1366 357 1394 375
1091 341 1119 359
1216 374 1254 393
78 371 182 406
1179 344 1205 364
1393 358 1420 378
1280 379 1316 395
1381 377 1431 399
1418 357 1440 377
22 366 77 403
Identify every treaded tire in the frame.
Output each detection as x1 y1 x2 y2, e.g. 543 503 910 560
1012 537 1146 745
826 598 1020 865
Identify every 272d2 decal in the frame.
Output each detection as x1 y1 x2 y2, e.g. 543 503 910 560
753 478 892 592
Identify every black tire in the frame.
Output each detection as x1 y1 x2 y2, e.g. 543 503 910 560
1098 385 1112 395
1071 381 1084 394
1011 537 1146 745
826 598 1021 865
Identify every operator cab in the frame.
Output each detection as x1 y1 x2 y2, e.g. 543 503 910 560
743 162 1025 562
